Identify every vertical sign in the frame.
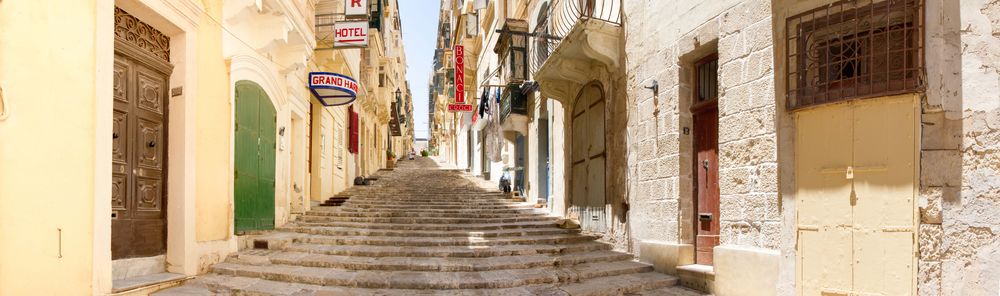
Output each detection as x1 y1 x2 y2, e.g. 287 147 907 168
454 45 465 103
345 0 369 16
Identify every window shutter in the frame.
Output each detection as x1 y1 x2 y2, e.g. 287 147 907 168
349 106 359 154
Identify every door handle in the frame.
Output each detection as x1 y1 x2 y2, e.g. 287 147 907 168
113 132 119 139
702 160 709 170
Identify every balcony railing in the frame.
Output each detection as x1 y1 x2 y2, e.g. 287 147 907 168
530 0 622 74
499 83 528 123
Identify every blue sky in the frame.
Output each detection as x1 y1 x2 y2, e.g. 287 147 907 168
398 0 440 140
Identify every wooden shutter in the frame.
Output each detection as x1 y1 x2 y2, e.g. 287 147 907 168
349 106 359 154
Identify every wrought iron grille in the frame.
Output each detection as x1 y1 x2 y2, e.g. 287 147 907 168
114 7 170 61
529 0 622 74
786 0 924 110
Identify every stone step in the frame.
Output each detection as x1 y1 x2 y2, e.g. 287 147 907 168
283 241 613 258
210 260 654 289
344 198 522 207
296 214 556 224
279 225 578 238
259 250 634 272
156 273 686 296
337 207 535 214
344 203 534 210
297 233 597 247
301 210 546 219
289 220 560 231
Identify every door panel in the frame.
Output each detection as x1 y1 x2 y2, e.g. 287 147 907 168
589 100 605 158
234 81 276 232
796 95 917 296
693 106 720 265
111 52 169 260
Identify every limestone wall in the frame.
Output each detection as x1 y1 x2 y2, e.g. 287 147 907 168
623 0 778 251
921 0 1000 295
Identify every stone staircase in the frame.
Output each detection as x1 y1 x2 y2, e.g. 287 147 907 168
156 158 705 295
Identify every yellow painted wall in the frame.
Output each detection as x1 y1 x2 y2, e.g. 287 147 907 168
194 0 233 242
0 0 100 294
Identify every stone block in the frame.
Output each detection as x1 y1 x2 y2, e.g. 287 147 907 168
920 150 962 187
694 18 720 47
719 107 775 143
719 136 776 169
919 224 943 261
713 245 780 296
719 59 745 90
744 18 774 53
917 261 942 296
919 186 957 224
718 34 747 63
720 195 746 221
657 155 680 179
637 241 694 275
754 163 778 193
719 168 752 195
657 134 680 155
921 112 962 150
744 48 774 83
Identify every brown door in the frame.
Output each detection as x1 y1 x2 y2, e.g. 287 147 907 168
693 104 719 265
112 47 170 259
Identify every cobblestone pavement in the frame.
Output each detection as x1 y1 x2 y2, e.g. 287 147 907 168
157 157 706 295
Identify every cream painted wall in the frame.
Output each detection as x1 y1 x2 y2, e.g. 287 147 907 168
194 0 233 242
0 0 102 294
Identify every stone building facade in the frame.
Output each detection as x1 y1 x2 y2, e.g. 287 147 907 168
422 0 1000 294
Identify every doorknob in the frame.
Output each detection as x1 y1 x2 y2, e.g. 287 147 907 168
147 141 156 148
702 160 709 169
113 132 119 139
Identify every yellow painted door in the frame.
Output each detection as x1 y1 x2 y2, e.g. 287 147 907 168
796 95 917 296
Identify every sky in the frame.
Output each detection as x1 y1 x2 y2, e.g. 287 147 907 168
398 0 441 140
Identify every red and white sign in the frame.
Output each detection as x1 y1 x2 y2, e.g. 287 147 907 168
334 21 369 47
454 45 465 103
345 0 368 16
448 103 474 112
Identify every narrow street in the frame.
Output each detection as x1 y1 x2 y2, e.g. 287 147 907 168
158 157 703 295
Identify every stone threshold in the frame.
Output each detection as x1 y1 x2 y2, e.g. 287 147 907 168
111 272 191 295
676 264 715 276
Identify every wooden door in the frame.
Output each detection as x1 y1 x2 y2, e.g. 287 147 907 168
570 84 606 233
234 80 276 232
693 104 719 265
111 50 170 259
796 95 917 296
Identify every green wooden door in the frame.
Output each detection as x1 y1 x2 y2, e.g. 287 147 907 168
235 80 276 232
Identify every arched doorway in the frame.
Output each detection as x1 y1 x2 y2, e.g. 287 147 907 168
570 83 606 233
234 80 277 232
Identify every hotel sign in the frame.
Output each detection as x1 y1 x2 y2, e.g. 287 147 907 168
309 72 359 106
345 0 368 16
334 21 369 47
454 45 465 103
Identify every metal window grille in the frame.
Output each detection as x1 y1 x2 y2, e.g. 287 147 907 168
786 0 924 110
696 55 719 103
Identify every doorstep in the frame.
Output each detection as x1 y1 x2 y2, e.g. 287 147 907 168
111 272 190 295
676 264 715 294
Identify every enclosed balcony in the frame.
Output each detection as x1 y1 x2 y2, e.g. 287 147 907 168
530 0 622 101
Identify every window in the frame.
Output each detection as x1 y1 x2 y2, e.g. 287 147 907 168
695 54 719 103
786 0 924 110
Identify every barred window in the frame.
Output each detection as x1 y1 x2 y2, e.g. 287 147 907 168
786 0 924 110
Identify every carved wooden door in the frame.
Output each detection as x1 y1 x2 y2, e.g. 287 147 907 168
111 51 170 259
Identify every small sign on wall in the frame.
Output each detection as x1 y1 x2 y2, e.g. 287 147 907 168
345 0 369 16
448 104 474 112
334 21 369 47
